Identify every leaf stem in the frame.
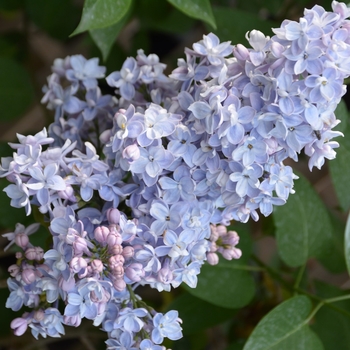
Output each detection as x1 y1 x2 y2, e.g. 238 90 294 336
325 294 350 304
293 263 306 291
251 254 350 318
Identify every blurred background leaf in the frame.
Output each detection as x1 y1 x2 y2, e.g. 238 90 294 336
0 57 34 122
274 173 333 267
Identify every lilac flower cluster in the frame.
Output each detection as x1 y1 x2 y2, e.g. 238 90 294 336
1 1 350 347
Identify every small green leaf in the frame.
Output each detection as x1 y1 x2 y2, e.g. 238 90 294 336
243 296 323 350
167 0 216 29
317 212 346 273
329 100 350 212
333 99 348 133
167 292 234 335
90 18 126 61
312 281 350 350
274 173 332 267
344 211 350 276
0 57 34 121
72 0 132 35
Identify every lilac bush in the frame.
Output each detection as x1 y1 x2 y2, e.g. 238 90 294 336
1 1 350 347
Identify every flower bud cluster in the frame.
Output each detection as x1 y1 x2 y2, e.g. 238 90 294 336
1 1 350 347
207 224 242 265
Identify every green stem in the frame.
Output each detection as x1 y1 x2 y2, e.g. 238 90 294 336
251 254 350 319
305 301 324 324
325 294 350 304
293 263 306 291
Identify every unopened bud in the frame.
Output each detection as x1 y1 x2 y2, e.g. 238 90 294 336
221 247 242 260
207 252 219 265
110 244 123 255
122 144 140 162
94 226 110 243
107 232 122 246
122 246 134 259
91 259 103 273
11 318 28 336
15 234 29 249
233 44 249 60
33 309 45 322
113 277 126 292
107 208 121 225
25 247 36 260
22 268 36 284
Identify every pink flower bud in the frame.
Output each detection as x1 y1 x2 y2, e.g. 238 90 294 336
22 268 37 284
221 247 242 260
210 242 217 252
15 233 29 249
11 317 28 336
15 252 22 259
110 244 123 255
34 247 44 261
108 254 124 269
94 226 110 244
73 237 89 255
113 277 126 292
112 265 124 278
8 264 20 277
107 232 122 246
107 208 121 225
33 309 45 322
91 259 103 273
216 225 227 236
206 252 219 265
25 247 36 260
225 231 240 246
210 225 219 242
122 246 134 259
122 144 140 162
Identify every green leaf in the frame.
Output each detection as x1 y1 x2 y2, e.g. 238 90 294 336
312 281 350 350
90 16 127 61
24 0 81 40
273 173 332 267
243 296 323 350
166 0 216 29
344 211 350 276
0 57 34 121
333 99 348 133
317 212 346 273
212 7 278 44
72 0 132 35
183 228 255 309
167 292 234 335
329 100 350 212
